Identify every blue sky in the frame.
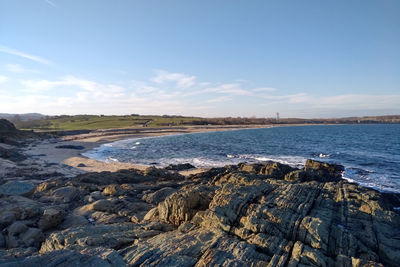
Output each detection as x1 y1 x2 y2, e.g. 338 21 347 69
0 0 399 118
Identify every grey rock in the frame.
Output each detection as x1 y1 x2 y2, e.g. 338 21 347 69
0 181 35 196
7 221 28 235
38 208 65 230
157 185 213 225
52 186 79 202
0 212 16 229
59 214 89 229
165 163 196 171
142 187 178 204
40 223 160 253
20 228 44 248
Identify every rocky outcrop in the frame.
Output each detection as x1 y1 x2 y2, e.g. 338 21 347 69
0 119 18 134
0 119 38 145
165 163 196 171
157 185 214 225
1 159 399 266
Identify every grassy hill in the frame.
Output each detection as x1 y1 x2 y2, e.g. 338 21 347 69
15 115 204 131
12 114 400 132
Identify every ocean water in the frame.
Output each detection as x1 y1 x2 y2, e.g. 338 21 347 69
83 124 400 193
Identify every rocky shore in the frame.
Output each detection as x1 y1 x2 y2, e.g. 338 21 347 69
1 119 400 266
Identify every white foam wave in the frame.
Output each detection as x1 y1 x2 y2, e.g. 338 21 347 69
106 157 119 163
342 168 400 193
153 157 235 168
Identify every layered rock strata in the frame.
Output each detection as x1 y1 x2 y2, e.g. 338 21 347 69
0 159 399 266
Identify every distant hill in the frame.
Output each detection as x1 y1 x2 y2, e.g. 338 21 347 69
0 113 46 122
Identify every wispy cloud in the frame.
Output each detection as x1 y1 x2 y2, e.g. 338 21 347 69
45 0 56 8
21 76 126 95
0 45 51 65
4 64 39 73
0 75 8 84
207 95 233 103
260 93 400 110
202 83 252 96
152 70 196 88
252 87 276 92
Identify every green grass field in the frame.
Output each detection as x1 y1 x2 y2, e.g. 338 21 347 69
17 115 203 131
14 114 400 131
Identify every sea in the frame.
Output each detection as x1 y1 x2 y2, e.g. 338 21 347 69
83 124 400 193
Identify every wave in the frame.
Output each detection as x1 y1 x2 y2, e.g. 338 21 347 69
311 153 330 158
342 167 400 193
105 157 119 163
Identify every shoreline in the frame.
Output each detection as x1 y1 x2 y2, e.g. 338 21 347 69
25 124 273 174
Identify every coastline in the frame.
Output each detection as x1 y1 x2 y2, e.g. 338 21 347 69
1 121 400 266
25 124 273 174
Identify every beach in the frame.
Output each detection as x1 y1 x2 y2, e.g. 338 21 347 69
23 125 271 175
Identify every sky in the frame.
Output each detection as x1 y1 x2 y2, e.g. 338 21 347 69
0 0 399 118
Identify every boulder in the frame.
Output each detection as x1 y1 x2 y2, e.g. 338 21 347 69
7 221 28 236
0 119 17 133
284 169 309 182
52 186 79 202
20 227 45 248
75 199 116 217
102 184 134 196
38 208 65 230
165 163 196 171
304 159 344 182
0 181 35 196
86 191 105 203
142 187 178 204
239 161 296 178
0 212 16 229
157 185 213 225
0 196 41 221
59 214 89 229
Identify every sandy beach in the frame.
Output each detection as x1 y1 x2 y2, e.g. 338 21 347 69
23 125 271 175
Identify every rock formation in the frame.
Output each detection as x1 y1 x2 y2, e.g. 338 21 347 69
0 150 399 266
